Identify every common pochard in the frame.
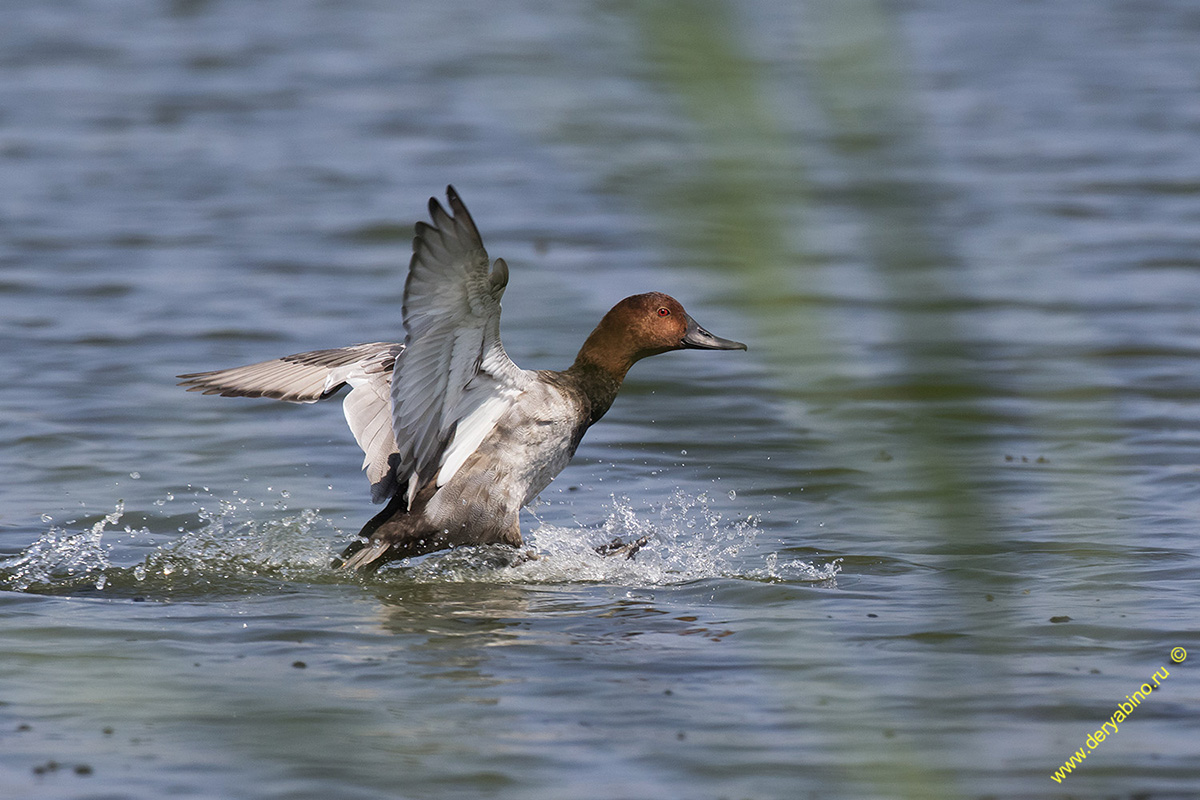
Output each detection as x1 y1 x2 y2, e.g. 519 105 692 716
179 187 745 571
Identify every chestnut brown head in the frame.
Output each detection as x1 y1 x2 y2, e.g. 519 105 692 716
574 292 746 379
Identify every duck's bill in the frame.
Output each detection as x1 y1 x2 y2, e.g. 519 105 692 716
680 316 747 351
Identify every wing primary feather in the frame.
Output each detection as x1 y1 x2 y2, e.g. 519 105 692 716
180 342 406 501
390 187 531 508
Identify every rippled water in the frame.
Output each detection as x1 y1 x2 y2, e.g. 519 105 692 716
3 1 1200 798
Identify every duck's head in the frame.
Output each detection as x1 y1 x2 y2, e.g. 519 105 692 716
574 292 746 378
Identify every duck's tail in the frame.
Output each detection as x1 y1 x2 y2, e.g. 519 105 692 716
331 538 392 573
332 492 409 573
332 490 455 573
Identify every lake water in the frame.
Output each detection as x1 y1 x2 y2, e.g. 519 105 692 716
2 1 1199 798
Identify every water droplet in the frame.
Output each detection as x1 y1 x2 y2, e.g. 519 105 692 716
680 449 688 456
728 490 737 500
129 472 140 479
41 514 53 524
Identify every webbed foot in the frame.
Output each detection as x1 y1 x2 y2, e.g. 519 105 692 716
594 535 650 560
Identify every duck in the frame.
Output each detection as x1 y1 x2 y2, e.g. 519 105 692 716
178 187 746 572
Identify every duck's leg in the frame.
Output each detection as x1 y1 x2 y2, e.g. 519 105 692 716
594 535 650 559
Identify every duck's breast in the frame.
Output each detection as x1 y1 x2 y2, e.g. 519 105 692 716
423 381 587 532
502 380 590 506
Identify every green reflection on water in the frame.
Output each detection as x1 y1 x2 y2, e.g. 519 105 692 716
638 0 996 542
633 0 1055 796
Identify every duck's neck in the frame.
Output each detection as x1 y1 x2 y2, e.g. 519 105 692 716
563 334 636 427
561 360 622 426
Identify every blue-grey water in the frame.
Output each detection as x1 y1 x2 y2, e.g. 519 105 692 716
3 1 1199 798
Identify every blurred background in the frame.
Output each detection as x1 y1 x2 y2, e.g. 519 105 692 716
2 1 1199 798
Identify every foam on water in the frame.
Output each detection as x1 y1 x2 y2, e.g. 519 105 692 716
1 489 839 596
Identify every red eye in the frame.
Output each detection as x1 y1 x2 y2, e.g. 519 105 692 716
657 307 670 317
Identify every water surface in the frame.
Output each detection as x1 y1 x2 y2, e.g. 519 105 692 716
2 1 1199 798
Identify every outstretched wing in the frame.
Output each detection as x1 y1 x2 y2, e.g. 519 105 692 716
391 186 531 507
178 342 404 501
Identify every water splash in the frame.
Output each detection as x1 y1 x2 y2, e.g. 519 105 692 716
130 501 335 591
3 488 839 595
401 490 840 586
0 493 336 597
1 502 125 592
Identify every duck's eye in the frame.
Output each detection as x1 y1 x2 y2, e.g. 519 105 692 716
657 307 671 317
